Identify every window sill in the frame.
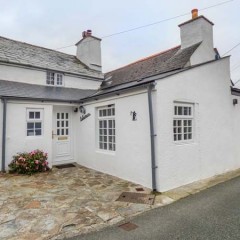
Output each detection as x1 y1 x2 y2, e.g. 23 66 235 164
95 149 116 155
173 141 196 146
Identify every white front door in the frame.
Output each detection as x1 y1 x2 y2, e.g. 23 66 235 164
53 106 73 164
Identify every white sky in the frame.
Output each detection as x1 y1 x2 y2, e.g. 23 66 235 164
0 0 240 83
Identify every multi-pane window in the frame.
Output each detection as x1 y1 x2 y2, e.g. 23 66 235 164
26 109 43 136
173 104 193 142
46 72 63 86
56 112 69 136
98 105 115 151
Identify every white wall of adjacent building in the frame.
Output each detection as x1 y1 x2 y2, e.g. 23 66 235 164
0 64 102 90
77 90 153 188
155 57 239 191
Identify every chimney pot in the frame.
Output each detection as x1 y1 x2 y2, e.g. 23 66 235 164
191 9 198 19
82 30 92 38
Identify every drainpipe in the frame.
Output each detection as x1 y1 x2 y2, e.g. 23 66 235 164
147 83 157 192
1 98 7 172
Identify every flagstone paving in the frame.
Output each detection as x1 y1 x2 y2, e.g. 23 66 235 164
0 165 161 240
2 165 240 240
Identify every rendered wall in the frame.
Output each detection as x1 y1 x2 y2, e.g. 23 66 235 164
77 91 153 188
155 57 237 191
0 64 101 90
4 102 53 169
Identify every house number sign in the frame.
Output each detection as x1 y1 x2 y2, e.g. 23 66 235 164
80 113 91 122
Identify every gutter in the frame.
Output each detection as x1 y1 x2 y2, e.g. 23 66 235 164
0 96 80 104
1 98 7 172
80 81 155 103
147 83 157 191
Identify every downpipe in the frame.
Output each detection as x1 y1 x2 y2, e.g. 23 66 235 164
147 83 157 192
1 98 7 172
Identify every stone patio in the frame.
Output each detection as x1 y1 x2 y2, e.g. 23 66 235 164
0 165 169 240
1 164 240 240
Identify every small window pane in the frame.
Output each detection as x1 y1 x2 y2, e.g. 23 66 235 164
66 113 68 119
66 121 69 127
61 121 64 127
35 112 40 119
61 113 64 119
35 122 41 129
178 107 183 115
189 107 192 115
57 129 60 135
27 122 34 129
66 129 69 135
27 130 34 136
29 112 34 119
35 129 42 136
57 121 60 127
61 129 64 135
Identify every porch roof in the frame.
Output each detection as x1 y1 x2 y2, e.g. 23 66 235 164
0 79 96 102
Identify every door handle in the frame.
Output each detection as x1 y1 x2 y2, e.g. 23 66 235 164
52 131 57 139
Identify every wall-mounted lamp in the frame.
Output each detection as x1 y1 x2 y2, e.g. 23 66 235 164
130 111 137 121
73 107 78 113
233 99 238 106
79 106 86 114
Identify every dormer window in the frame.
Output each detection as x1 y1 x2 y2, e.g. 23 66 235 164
46 72 64 86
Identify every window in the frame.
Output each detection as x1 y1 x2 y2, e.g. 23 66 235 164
173 104 193 142
26 109 43 136
56 112 69 136
46 72 64 86
98 105 115 151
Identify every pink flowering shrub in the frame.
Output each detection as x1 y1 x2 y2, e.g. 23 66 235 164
8 150 50 175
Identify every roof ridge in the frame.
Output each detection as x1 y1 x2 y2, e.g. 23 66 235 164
106 45 181 74
0 35 77 58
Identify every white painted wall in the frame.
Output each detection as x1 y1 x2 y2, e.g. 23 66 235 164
5 102 53 169
0 102 2 170
0 64 102 90
77 91 153 188
179 17 216 65
155 57 238 191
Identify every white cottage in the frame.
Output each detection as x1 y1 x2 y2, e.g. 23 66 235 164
1 10 240 192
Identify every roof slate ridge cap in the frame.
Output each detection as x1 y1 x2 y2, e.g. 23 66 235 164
105 45 181 75
0 35 78 59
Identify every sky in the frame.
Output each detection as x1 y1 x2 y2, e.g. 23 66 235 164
0 0 240 84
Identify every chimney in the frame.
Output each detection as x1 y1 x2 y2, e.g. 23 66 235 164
178 9 216 64
75 30 102 72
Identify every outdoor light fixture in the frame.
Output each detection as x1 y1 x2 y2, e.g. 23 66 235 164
79 105 86 114
233 99 238 106
73 107 78 113
130 111 137 121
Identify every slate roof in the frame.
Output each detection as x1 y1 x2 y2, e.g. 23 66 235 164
0 80 96 102
103 43 201 88
0 36 102 78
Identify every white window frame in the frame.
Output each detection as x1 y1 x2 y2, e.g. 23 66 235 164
97 105 116 152
46 72 64 86
26 109 43 137
173 103 194 143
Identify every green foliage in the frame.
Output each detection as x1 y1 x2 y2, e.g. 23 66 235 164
8 149 50 175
